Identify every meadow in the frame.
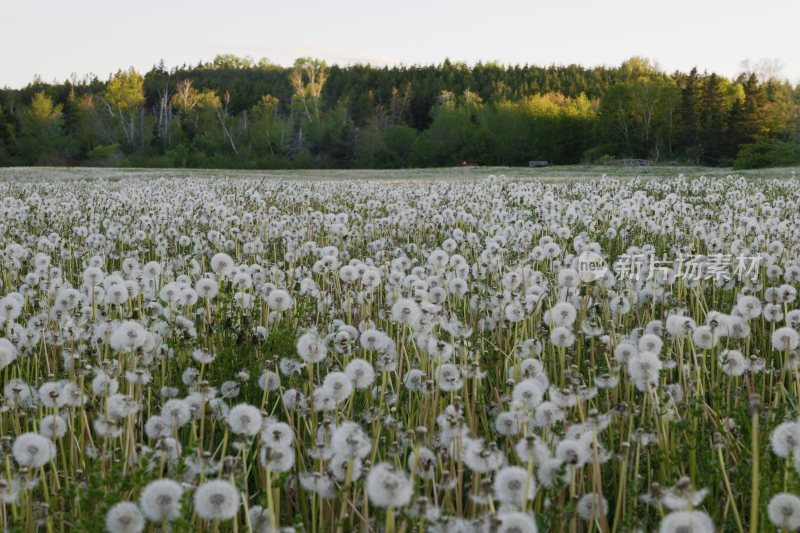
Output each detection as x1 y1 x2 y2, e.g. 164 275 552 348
1 166 800 533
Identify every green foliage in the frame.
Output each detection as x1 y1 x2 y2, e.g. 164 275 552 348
105 68 145 112
86 143 120 158
373 125 418 167
26 91 63 124
1 56 798 168
734 137 800 169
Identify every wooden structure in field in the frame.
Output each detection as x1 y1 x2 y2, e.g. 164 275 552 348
607 158 653 166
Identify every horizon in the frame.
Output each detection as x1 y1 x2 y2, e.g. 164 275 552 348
2 0 799 90
6 55 798 91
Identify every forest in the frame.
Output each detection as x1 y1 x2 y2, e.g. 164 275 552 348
1 55 798 169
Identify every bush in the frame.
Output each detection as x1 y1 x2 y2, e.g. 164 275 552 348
734 138 800 169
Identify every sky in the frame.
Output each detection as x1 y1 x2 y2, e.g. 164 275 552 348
2 0 799 88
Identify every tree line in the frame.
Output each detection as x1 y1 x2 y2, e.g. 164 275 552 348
1 55 798 169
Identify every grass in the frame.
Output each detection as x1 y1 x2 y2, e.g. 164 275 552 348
0 168 799 533
0 164 798 184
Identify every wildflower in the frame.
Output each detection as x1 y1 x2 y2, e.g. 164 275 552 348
436 363 464 392
94 417 124 438
496 511 538 533
107 394 140 418
548 386 578 408
660 477 709 510
505 303 526 323
549 302 577 327
391 298 422 326
638 333 663 354
594 373 619 389
92 373 120 396
366 463 413 507
577 492 608 521
558 268 580 289
493 466 536 506
195 278 219 299
494 411 523 436
404 369 427 392
550 326 575 348
12 432 56 468
628 351 663 391
0 477 21 505
228 403 262 436
260 445 295 472
556 437 590 467
691 326 718 350
772 327 800 351
282 389 306 411
279 358 304 376
104 502 145 533
248 506 273 533
322 371 353 402
210 253 234 276
533 401 564 427
0 338 17 370
299 472 337 499
330 455 363 482
613 342 637 363
194 479 240 521
463 439 506 472
719 350 748 376
666 314 695 337
408 447 437 479
109 321 149 352
313 386 336 411
770 421 800 458
145 416 172 439
39 381 66 408
39 414 67 439
296 330 327 363
537 457 570 489
764 303 784 322
139 479 183 523
659 510 714 533
331 421 371 459
427 337 454 363
736 295 762 319
142 261 162 279
267 289 293 311
767 493 800 531
191 349 216 364
258 371 279 392
260 421 293 448
220 381 241 398
360 329 390 351
161 399 192 427
182 367 200 387
512 379 545 410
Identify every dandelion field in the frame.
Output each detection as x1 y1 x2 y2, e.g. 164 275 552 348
1 168 800 533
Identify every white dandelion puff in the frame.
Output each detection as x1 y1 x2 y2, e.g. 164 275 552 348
193 479 240 521
104 501 145 533
139 479 183 523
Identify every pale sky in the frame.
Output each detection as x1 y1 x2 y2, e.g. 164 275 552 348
2 0 799 88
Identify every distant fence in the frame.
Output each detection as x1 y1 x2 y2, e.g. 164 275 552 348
605 158 653 166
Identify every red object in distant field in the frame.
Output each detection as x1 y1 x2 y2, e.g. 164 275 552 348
456 160 479 167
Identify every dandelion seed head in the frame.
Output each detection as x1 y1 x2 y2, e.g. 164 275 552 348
139 479 183 523
104 501 145 533
193 479 240 521
12 432 56 468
